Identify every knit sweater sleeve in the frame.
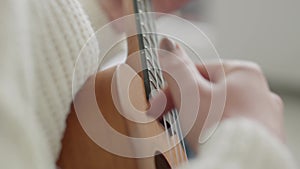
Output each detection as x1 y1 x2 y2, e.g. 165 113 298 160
0 0 54 168
180 118 298 169
0 0 101 168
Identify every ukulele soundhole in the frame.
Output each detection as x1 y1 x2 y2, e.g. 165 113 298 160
154 151 171 169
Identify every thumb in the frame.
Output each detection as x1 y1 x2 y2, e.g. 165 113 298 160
147 87 174 119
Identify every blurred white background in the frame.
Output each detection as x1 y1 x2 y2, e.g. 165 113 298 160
163 0 300 164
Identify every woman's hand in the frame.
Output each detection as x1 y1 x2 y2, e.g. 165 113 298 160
148 38 284 152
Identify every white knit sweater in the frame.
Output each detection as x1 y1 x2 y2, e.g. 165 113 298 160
0 0 297 169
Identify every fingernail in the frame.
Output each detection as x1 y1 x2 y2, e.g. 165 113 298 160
160 38 176 51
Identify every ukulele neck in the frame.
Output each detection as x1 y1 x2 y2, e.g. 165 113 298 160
131 0 164 100
125 0 190 163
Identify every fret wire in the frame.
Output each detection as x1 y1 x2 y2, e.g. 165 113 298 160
149 34 157 48
167 113 181 164
142 35 152 48
145 54 155 66
138 1 145 12
150 80 158 90
148 68 164 88
175 109 188 161
147 69 163 85
172 109 186 163
163 114 175 164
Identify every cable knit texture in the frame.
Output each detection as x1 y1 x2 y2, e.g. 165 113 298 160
0 0 102 168
32 0 100 158
0 0 297 169
180 118 297 169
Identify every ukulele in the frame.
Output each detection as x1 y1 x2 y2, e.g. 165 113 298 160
57 0 189 168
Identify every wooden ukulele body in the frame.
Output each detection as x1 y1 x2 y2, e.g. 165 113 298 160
57 61 186 169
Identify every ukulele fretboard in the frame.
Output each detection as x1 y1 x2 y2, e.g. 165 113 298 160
133 0 189 163
134 0 164 99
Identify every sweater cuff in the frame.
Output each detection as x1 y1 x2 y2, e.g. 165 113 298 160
183 118 297 169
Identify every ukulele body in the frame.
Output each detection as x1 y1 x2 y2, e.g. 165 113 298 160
57 62 186 169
